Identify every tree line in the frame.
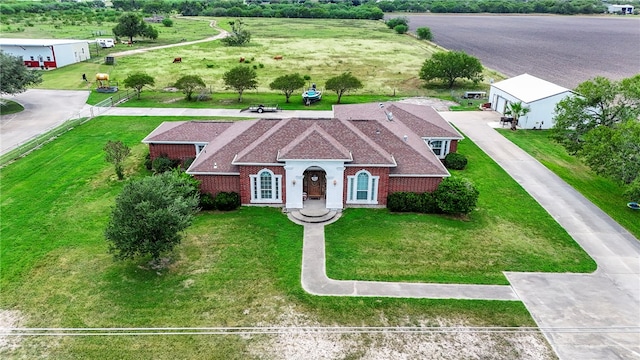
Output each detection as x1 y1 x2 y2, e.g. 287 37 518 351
3 0 636 20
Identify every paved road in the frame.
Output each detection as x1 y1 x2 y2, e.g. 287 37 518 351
440 111 640 360
0 89 90 154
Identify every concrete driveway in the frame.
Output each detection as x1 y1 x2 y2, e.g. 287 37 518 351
0 89 91 155
440 110 640 360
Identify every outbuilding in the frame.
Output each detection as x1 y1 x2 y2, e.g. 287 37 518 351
0 38 91 69
607 4 634 14
489 74 574 129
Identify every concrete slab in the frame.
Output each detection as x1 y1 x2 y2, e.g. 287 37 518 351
1 89 91 154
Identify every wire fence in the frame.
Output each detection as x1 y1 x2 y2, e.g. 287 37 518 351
0 89 136 168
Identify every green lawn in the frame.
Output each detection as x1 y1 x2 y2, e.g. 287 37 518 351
1 116 543 358
325 136 596 285
499 129 640 240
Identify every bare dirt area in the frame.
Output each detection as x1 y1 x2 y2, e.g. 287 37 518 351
397 14 640 89
247 307 556 360
0 310 24 352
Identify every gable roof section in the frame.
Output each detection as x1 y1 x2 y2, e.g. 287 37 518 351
142 121 234 144
188 119 278 174
277 123 352 161
386 103 464 139
491 73 572 103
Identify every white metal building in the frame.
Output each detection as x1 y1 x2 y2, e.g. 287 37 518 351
0 38 91 69
489 74 574 129
607 4 634 14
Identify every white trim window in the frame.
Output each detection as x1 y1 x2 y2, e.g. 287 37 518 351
426 139 450 159
195 143 207 155
347 170 379 204
250 169 282 203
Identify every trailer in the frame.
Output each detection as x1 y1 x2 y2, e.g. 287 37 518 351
242 104 281 113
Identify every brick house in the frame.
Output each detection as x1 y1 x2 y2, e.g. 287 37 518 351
142 102 463 210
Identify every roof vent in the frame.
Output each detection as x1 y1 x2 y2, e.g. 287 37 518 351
375 129 381 135
379 103 384 109
403 135 408 142
386 112 393 121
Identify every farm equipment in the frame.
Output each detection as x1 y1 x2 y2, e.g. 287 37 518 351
241 104 281 113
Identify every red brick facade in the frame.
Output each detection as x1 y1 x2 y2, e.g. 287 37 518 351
388 177 442 193
343 167 390 206
194 174 241 196
450 140 459 153
238 165 286 205
149 143 196 162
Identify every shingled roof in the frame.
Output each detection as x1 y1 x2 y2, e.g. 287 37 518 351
145 103 459 177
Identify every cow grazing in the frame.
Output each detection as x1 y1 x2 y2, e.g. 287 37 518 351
273 55 283 60
239 57 245 63
173 57 182 63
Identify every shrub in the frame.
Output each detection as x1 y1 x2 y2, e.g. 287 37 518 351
152 154 180 173
388 192 438 213
624 178 640 202
394 24 408 34
214 192 241 211
162 18 173 27
144 153 153 170
444 152 468 170
386 17 408 29
434 177 479 215
387 192 411 212
418 192 439 213
199 192 216 210
416 27 432 41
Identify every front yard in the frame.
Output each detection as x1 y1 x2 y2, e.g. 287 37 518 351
0 116 581 358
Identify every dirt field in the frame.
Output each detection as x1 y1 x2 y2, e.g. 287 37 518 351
397 14 640 89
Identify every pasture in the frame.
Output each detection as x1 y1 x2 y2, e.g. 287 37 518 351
0 115 584 358
32 17 502 96
399 14 640 89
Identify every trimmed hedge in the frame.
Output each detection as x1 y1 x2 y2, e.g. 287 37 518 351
214 192 241 211
387 176 478 215
444 152 468 170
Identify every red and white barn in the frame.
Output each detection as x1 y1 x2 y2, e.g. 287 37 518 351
0 38 91 69
142 102 464 210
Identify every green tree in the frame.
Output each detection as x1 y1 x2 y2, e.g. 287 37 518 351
223 66 258 102
221 19 251 46
504 101 531 130
123 72 155 99
104 171 199 261
416 27 433 41
174 75 206 101
103 140 131 180
419 51 484 88
579 119 640 185
325 72 363 104
162 18 173 27
269 73 305 103
0 51 42 96
112 13 147 43
142 24 158 40
551 75 640 154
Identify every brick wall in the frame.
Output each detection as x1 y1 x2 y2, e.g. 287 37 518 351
450 140 458 153
239 165 286 205
194 174 241 196
149 143 195 162
388 177 442 194
343 167 390 206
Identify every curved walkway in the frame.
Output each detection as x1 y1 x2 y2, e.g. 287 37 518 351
291 110 639 359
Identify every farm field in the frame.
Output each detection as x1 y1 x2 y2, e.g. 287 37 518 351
398 14 640 89
29 17 503 96
0 115 585 358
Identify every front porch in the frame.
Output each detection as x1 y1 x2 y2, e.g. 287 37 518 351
288 199 340 224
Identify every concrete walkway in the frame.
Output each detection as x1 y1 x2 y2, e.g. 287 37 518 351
439 111 640 360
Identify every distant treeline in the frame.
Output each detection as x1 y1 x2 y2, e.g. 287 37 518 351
1 0 638 19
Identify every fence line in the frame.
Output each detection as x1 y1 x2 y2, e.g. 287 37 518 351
0 89 136 167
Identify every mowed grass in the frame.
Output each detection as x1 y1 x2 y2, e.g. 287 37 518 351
2 115 540 358
36 17 498 97
499 129 640 240
325 136 596 285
